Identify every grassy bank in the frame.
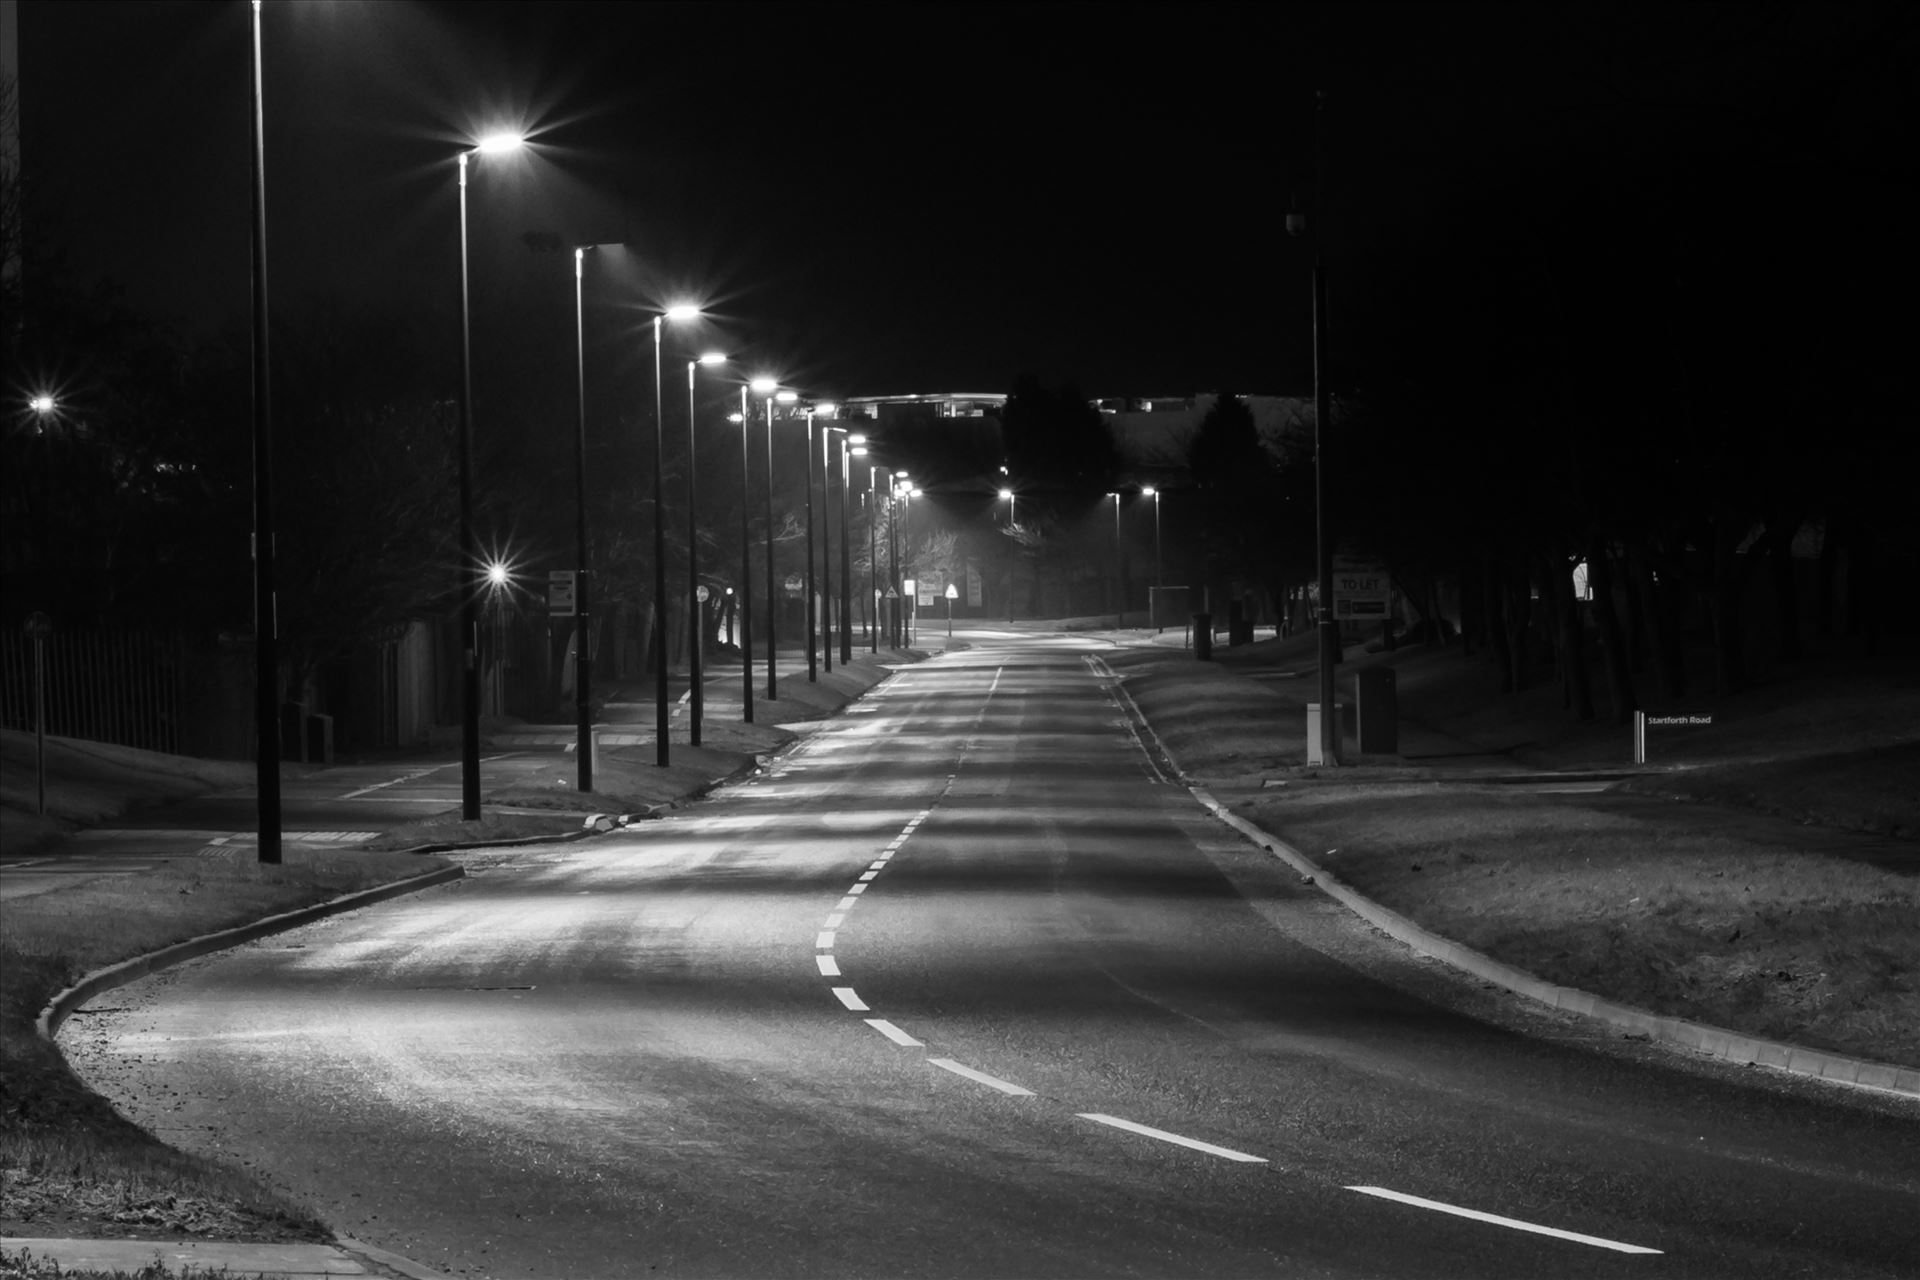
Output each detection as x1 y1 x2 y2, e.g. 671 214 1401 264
1 847 453 1242
1109 641 1920 1070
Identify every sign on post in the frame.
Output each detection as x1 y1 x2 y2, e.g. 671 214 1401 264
1332 558 1392 620
548 570 577 617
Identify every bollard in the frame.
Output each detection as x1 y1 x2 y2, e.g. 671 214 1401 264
1193 613 1213 661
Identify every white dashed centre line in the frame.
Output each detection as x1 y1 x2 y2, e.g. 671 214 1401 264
847 883 868 895
832 987 870 1011
816 955 842 977
1077 1114 1267 1163
864 1019 923 1047
868 860 888 870
815 931 836 950
929 1058 1035 1097
1345 1187 1663 1255
858 871 878 881
835 896 859 912
824 913 845 929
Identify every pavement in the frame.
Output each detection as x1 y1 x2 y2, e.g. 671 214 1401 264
3 624 1911 1277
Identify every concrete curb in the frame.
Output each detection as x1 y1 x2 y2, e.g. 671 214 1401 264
36 863 466 1041
1189 786 1920 1100
336 1234 458 1280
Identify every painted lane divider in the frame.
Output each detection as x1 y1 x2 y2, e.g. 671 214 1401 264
930 1058 1035 1096
817 956 842 976
1345 1186 1662 1255
823 912 845 929
835 896 859 912
1077 1113 1268 1163
833 987 870 1011
868 860 889 870
816 931 835 950
847 883 869 896
865 1019 923 1047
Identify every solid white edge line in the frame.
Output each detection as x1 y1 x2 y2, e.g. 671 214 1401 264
1345 1186 1662 1255
929 1057 1035 1096
864 1019 923 1047
815 931 835 949
816 955 841 976
835 897 859 911
832 987 869 1011
1076 1113 1267 1163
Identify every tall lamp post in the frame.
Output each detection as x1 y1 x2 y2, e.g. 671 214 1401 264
687 351 726 746
248 0 280 863
570 243 620 791
651 305 700 767
455 131 525 820
866 464 882 652
1142 485 1163 629
1289 89 1338 766
818 418 836 674
801 407 818 683
751 378 781 700
838 432 858 664
731 391 754 722
998 486 1017 623
1108 491 1125 628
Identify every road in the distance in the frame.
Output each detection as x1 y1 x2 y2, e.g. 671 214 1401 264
67 639 1920 1277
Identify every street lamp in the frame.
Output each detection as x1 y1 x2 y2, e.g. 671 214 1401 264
455 128 526 820
752 377 780 700
247 0 281 863
651 304 701 767
570 243 620 791
687 350 726 746
998 487 1018 622
864 462 882 652
1143 484 1163 629
801 406 818 683
837 432 858 665
1288 89 1338 766
1108 491 1125 628
733 388 755 722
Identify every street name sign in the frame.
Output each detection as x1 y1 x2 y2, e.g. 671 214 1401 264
548 571 577 617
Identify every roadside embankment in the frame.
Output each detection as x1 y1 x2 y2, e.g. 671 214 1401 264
1107 641 1920 1074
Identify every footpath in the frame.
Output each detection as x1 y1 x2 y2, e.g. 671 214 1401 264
4 627 1916 1278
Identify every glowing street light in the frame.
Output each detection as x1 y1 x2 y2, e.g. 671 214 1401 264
1143 485 1164 629
455 128 526 820
652 304 701 766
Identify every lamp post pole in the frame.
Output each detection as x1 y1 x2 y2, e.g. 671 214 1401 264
456 151 482 819
685 359 701 745
1111 492 1125 628
998 488 1016 623
571 248 594 790
819 424 834 674
737 386 754 723
1312 90 1338 765
651 315 669 766
868 467 880 653
838 435 854 665
248 0 281 863
803 408 817 682
763 389 779 701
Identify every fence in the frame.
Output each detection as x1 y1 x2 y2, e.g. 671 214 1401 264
0 628 183 754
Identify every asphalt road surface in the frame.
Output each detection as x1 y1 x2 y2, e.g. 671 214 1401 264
67 639 1920 1278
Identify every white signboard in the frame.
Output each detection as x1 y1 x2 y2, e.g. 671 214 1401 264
1332 559 1392 620
548 570 577 617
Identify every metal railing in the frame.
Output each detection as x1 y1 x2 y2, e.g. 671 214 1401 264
0 628 182 754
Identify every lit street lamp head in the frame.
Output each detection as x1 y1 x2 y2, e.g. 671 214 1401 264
750 376 778 395
29 394 56 416
474 132 526 155
698 351 728 366
664 304 702 323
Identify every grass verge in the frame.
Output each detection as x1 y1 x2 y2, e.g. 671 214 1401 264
2 846 452 1243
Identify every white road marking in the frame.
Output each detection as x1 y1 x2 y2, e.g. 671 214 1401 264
816 955 841 976
930 1058 1035 1096
815 931 835 949
1077 1113 1267 1163
1345 1187 1662 1255
824 913 845 928
340 765 447 799
864 1019 923 1047
835 896 859 912
989 666 1003 695
858 871 878 881
832 987 869 1011
847 883 868 895
869 860 888 870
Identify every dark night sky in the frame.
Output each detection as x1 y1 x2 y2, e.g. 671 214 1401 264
16 2 1910 400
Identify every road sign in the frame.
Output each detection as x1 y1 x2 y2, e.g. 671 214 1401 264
784 573 803 595
548 571 577 617
696 585 710 602
944 583 959 599
1332 558 1392 620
